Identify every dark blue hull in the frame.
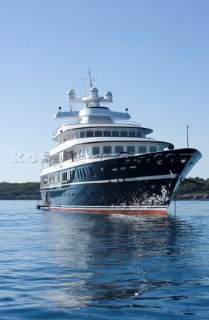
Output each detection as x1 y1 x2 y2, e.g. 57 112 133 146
40 148 201 214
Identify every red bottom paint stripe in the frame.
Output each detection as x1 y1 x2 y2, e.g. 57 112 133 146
50 206 167 215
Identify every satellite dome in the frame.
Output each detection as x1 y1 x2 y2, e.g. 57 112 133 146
104 91 113 102
90 87 98 98
67 89 76 101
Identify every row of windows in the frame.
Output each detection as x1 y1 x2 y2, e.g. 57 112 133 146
41 172 60 185
92 145 162 155
41 166 94 185
62 167 88 182
48 144 164 167
61 128 147 142
42 143 161 185
73 145 158 160
41 166 94 186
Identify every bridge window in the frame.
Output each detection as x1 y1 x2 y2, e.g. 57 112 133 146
82 168 86 177
95 131 102 137
138 146 146 153
79 169 83 178
137 131 143 137
80 131 85 138
62 172 67 182
103 146 111 154
121 131 128 137
115 146 123 153
129 131 136 137
41 176 48 185
127 146 135 153
104 130 111 137
86 131 93 137
70 170 75 180
150 146 157 152
93 146 100 155
112 130 119 137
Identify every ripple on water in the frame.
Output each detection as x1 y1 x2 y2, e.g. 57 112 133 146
0 200 209 319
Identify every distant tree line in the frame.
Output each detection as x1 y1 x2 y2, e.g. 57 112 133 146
175 177 209 200
0 178 208 200
0 182 40 200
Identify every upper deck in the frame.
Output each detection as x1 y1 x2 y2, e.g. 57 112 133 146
54 87 131 124
53 86 153 143
41 81 172 174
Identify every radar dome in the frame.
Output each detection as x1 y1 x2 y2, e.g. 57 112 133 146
90 87 98 98
104 91 113 102
67 90 76 101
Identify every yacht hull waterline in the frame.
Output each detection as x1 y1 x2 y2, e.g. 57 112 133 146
40 77 201 214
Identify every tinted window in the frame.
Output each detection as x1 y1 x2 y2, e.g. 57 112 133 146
112 131 119 137
138 146 146 153
95 131 102 137
62 172 67 181
127 146 135 153
129 131 136 137
93 147 100 155
86 131 93 137
103 146 111 154
104 131 111 137
115 146 123 153
150 146 157 152
121 131 128 137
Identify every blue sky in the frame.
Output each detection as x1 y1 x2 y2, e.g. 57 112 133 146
0 0 208 182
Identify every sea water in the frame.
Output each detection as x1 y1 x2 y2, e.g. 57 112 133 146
0 200 209 320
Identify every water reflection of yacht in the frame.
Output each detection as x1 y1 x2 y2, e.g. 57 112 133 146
42 212 196 308
40 74 201 214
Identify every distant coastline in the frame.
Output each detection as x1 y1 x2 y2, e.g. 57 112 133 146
175 177 209 200
0 178 209 201
0 182 40 200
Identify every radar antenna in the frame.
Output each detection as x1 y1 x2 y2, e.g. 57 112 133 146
88 70 93 88
87 70 97 88
82 70 97 93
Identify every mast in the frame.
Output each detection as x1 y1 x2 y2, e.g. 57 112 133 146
88 70 93 88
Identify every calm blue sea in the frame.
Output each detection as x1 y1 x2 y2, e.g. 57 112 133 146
0 201 209 320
